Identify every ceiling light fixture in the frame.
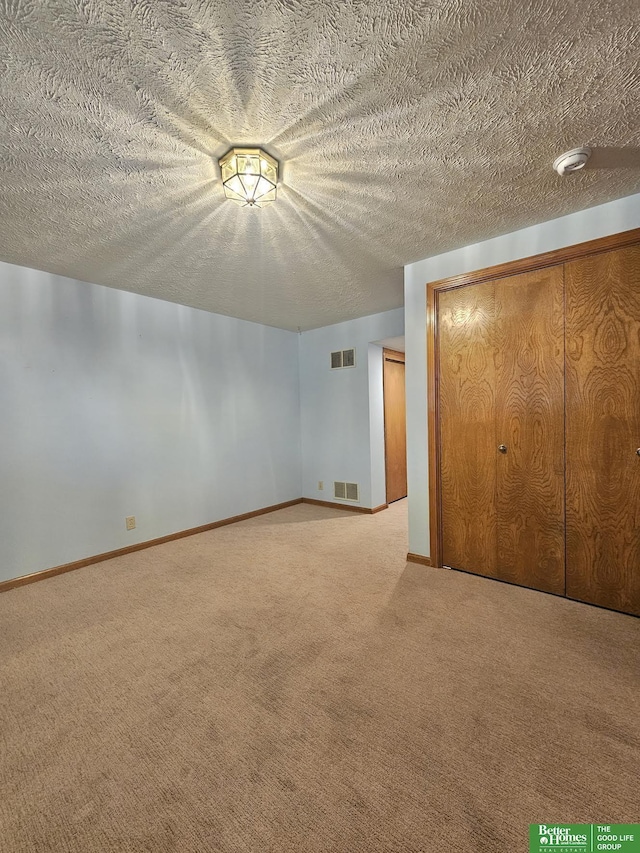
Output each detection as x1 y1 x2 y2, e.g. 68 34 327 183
219 147 278 207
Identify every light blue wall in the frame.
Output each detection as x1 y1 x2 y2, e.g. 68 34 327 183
298 309 404 508
0 263 302 583
404 193 640 558
8 192 635 581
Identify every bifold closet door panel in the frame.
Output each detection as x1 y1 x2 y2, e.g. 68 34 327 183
494 267 565 594
565 245 640 616
439 282 497 576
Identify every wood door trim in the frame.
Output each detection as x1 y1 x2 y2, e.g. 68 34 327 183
427 282 443 566
427 227 640 569
427 227 640 293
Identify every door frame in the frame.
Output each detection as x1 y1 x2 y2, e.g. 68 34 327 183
426 226 640 569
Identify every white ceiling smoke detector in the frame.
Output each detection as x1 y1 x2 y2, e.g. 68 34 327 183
553 147 592 176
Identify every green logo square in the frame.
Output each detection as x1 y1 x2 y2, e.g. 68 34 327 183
530 825 640 853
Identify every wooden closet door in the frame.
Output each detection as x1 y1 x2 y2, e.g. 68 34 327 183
439 282 497 576
565 245 640 616
494 267 565 594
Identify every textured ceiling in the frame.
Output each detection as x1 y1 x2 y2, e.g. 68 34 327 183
0 0 639 330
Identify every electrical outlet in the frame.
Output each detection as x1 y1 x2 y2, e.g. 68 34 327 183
318 481 323 490
125 516 136 531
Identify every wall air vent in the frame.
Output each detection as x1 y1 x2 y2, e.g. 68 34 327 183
334 481 359 502
330 348 356 369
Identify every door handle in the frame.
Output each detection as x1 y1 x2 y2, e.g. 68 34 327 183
498 444 507 454
636 448 640 457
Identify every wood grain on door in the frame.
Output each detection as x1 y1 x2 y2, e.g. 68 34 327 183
565 245 640 616
494 267 565 594
439 282 498 576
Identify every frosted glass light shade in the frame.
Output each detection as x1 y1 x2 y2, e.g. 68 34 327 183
219 147 278 207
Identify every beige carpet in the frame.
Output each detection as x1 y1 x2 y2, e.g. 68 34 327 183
1 500 638 853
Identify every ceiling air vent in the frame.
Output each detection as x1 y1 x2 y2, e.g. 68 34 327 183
334 481 359 502
330 348 356 369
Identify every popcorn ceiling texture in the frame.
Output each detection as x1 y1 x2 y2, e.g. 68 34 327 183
0 0 639 330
